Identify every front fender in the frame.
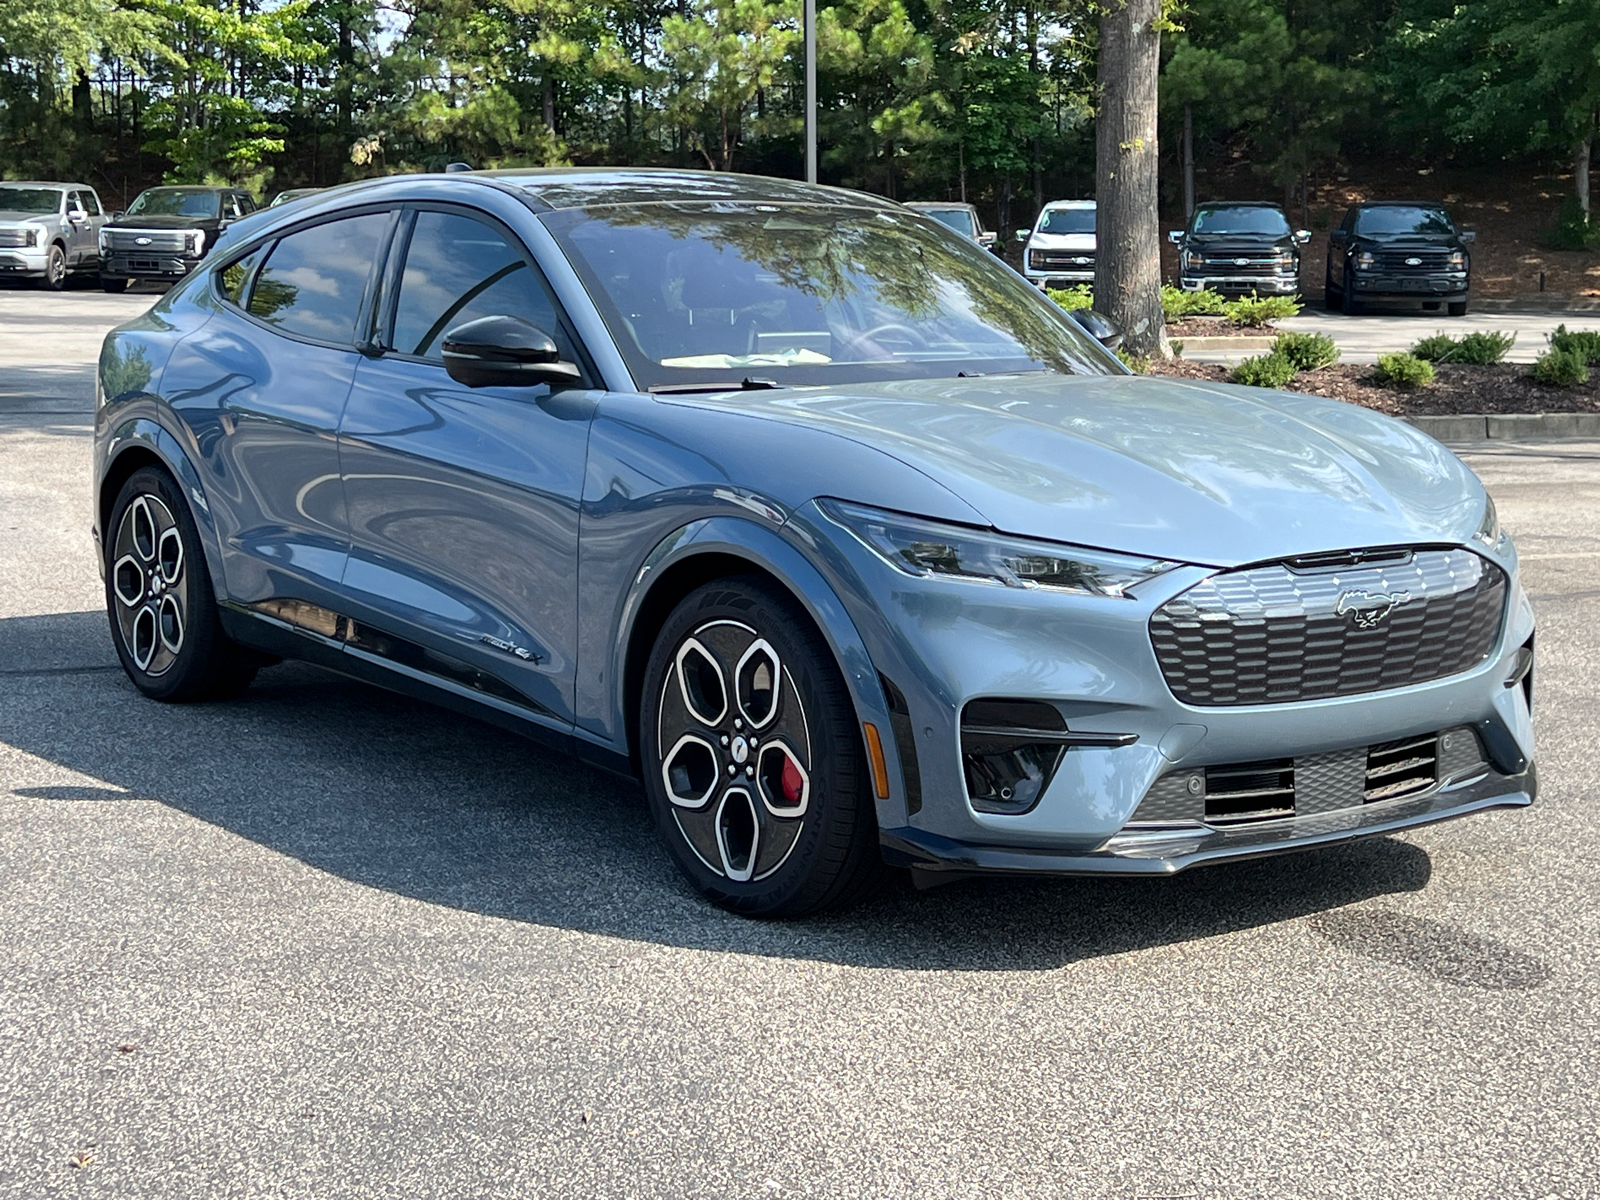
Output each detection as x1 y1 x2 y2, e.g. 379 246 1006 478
593 516 909 829
97 414 226 595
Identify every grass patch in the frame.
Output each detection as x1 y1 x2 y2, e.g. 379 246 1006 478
1274 331 1340 371
1373 352 1434 388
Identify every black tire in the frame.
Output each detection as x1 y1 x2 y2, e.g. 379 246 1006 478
1340 272 1363 315
105 466 259 701
101 276 129 294
1322 264 1340 311
41 244 67 291
1448 298 1469 317
640 576 884 916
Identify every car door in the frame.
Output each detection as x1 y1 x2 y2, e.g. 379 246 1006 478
336 205 597 723
65 191 93 264
166 209 393 611
79 189 107 263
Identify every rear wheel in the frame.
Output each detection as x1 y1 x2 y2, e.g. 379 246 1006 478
41 244 67 291
640 577 884 916
106 467 259 701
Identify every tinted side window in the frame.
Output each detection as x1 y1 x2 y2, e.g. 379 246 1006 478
390 210 565 360
220 246 265 307
248 213 388 344
82 190 103 215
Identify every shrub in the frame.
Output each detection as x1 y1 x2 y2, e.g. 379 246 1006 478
1224 293 1302 326
1117 348 1152 374
1544 196 1600 252
1274 330 1340 371
1047 284 1094 312
1530 347 1590 387
1453 331 1517 364
1230 352 1299 388
1161 284 1227 320
1409 333 1460 362
1409 330 1515 364
1170 339 1185 358
1549 324 1600 365
1373 352 1435 388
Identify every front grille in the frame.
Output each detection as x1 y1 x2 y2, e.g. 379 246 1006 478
1195 257 1285 276
107 229 189 253
1374 249 1452 272
1131 726 1485 826
1030 250 1095 270
1149 548 1506 706
0 228 33 248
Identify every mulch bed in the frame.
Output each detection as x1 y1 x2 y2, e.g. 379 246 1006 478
1149 357 1600 416
1164 316 1263 339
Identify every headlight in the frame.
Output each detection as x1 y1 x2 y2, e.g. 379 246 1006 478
822 500 1180 598
98 229 110 253
1355 251 1374 270
25 228 39 247
1473 494 1501 547
1275 250 1296 267
1449 249 1466 268
1181 250 1200 270
187 229 206 255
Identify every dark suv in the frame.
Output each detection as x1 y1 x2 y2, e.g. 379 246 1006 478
1325 202 1474 316
1168 202 1310 296
99 186 257 293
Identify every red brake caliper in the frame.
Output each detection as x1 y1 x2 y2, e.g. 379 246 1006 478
781 756 804 805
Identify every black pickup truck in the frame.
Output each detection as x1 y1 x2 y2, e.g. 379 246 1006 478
1325 202 1475 316
98 186 257 293
1168 202 1310 296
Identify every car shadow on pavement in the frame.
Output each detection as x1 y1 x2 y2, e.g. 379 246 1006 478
1 609 1433 972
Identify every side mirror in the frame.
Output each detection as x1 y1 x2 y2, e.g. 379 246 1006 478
1167 230 1184 244
1015 229 1030 243
1070 308 1124 351
441 315 581 389
1460 230 1476 243
112 211 125 222
67 210 87 224
977 231 997 249
1294 229 1312 244
1329 229 1347 243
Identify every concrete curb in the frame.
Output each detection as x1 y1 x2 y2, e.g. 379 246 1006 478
1173 335 1275 351
1474 296 1600 314
1407 412 1600 442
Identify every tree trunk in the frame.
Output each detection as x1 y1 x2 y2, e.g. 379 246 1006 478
543 75 556 135
1578 118 1594 223
1182 101 1194 220
1094 0 1168 359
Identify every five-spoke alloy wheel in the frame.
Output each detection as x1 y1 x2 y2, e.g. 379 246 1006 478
105 467 260 701
641 577 883 916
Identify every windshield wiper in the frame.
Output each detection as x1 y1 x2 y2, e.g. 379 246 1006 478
650 377 784 394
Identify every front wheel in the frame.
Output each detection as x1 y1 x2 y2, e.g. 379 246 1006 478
1323 264 1340 311
640 577 884 916
101 276 129 294
105 467 259 701
1448 298 1469 317
41 244 67 291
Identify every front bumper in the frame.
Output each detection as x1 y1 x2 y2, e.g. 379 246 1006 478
882 758 1533 877
1027 271 1094 289
101 254 200 281
1181 273 1298 295
1348 273 1468 299
795 502 1536 874
0 247 50 277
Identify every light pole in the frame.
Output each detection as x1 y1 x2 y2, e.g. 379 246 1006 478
804 0 817 183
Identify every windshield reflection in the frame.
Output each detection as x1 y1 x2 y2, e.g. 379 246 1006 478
543 203 1113 388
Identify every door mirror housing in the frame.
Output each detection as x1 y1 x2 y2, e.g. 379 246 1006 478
1167 230 1185 244
441 315 581 389
1329 229 1347 244
1293 229 1312 244
1015 229 1030 243
67 209 87 224
977 231 997 249
1460 230 1477 243
1070 308 1124 351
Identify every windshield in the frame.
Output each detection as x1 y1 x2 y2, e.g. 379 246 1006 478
915 207 976 238
544 203 1116 389
1190 206 1290 236
1037 208 1095 235
1354 206 1454 236
127 189 220 218
0 187 61 214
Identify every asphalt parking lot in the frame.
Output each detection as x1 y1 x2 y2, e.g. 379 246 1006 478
2 289 1598 1198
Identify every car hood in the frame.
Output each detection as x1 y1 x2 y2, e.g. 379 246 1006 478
0 210 55 225
1028 232 1096 251
665 374 1484 567
107 214 221 231
1185 234 1295 254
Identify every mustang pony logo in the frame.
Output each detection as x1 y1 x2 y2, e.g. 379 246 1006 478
1337 588 1411 629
